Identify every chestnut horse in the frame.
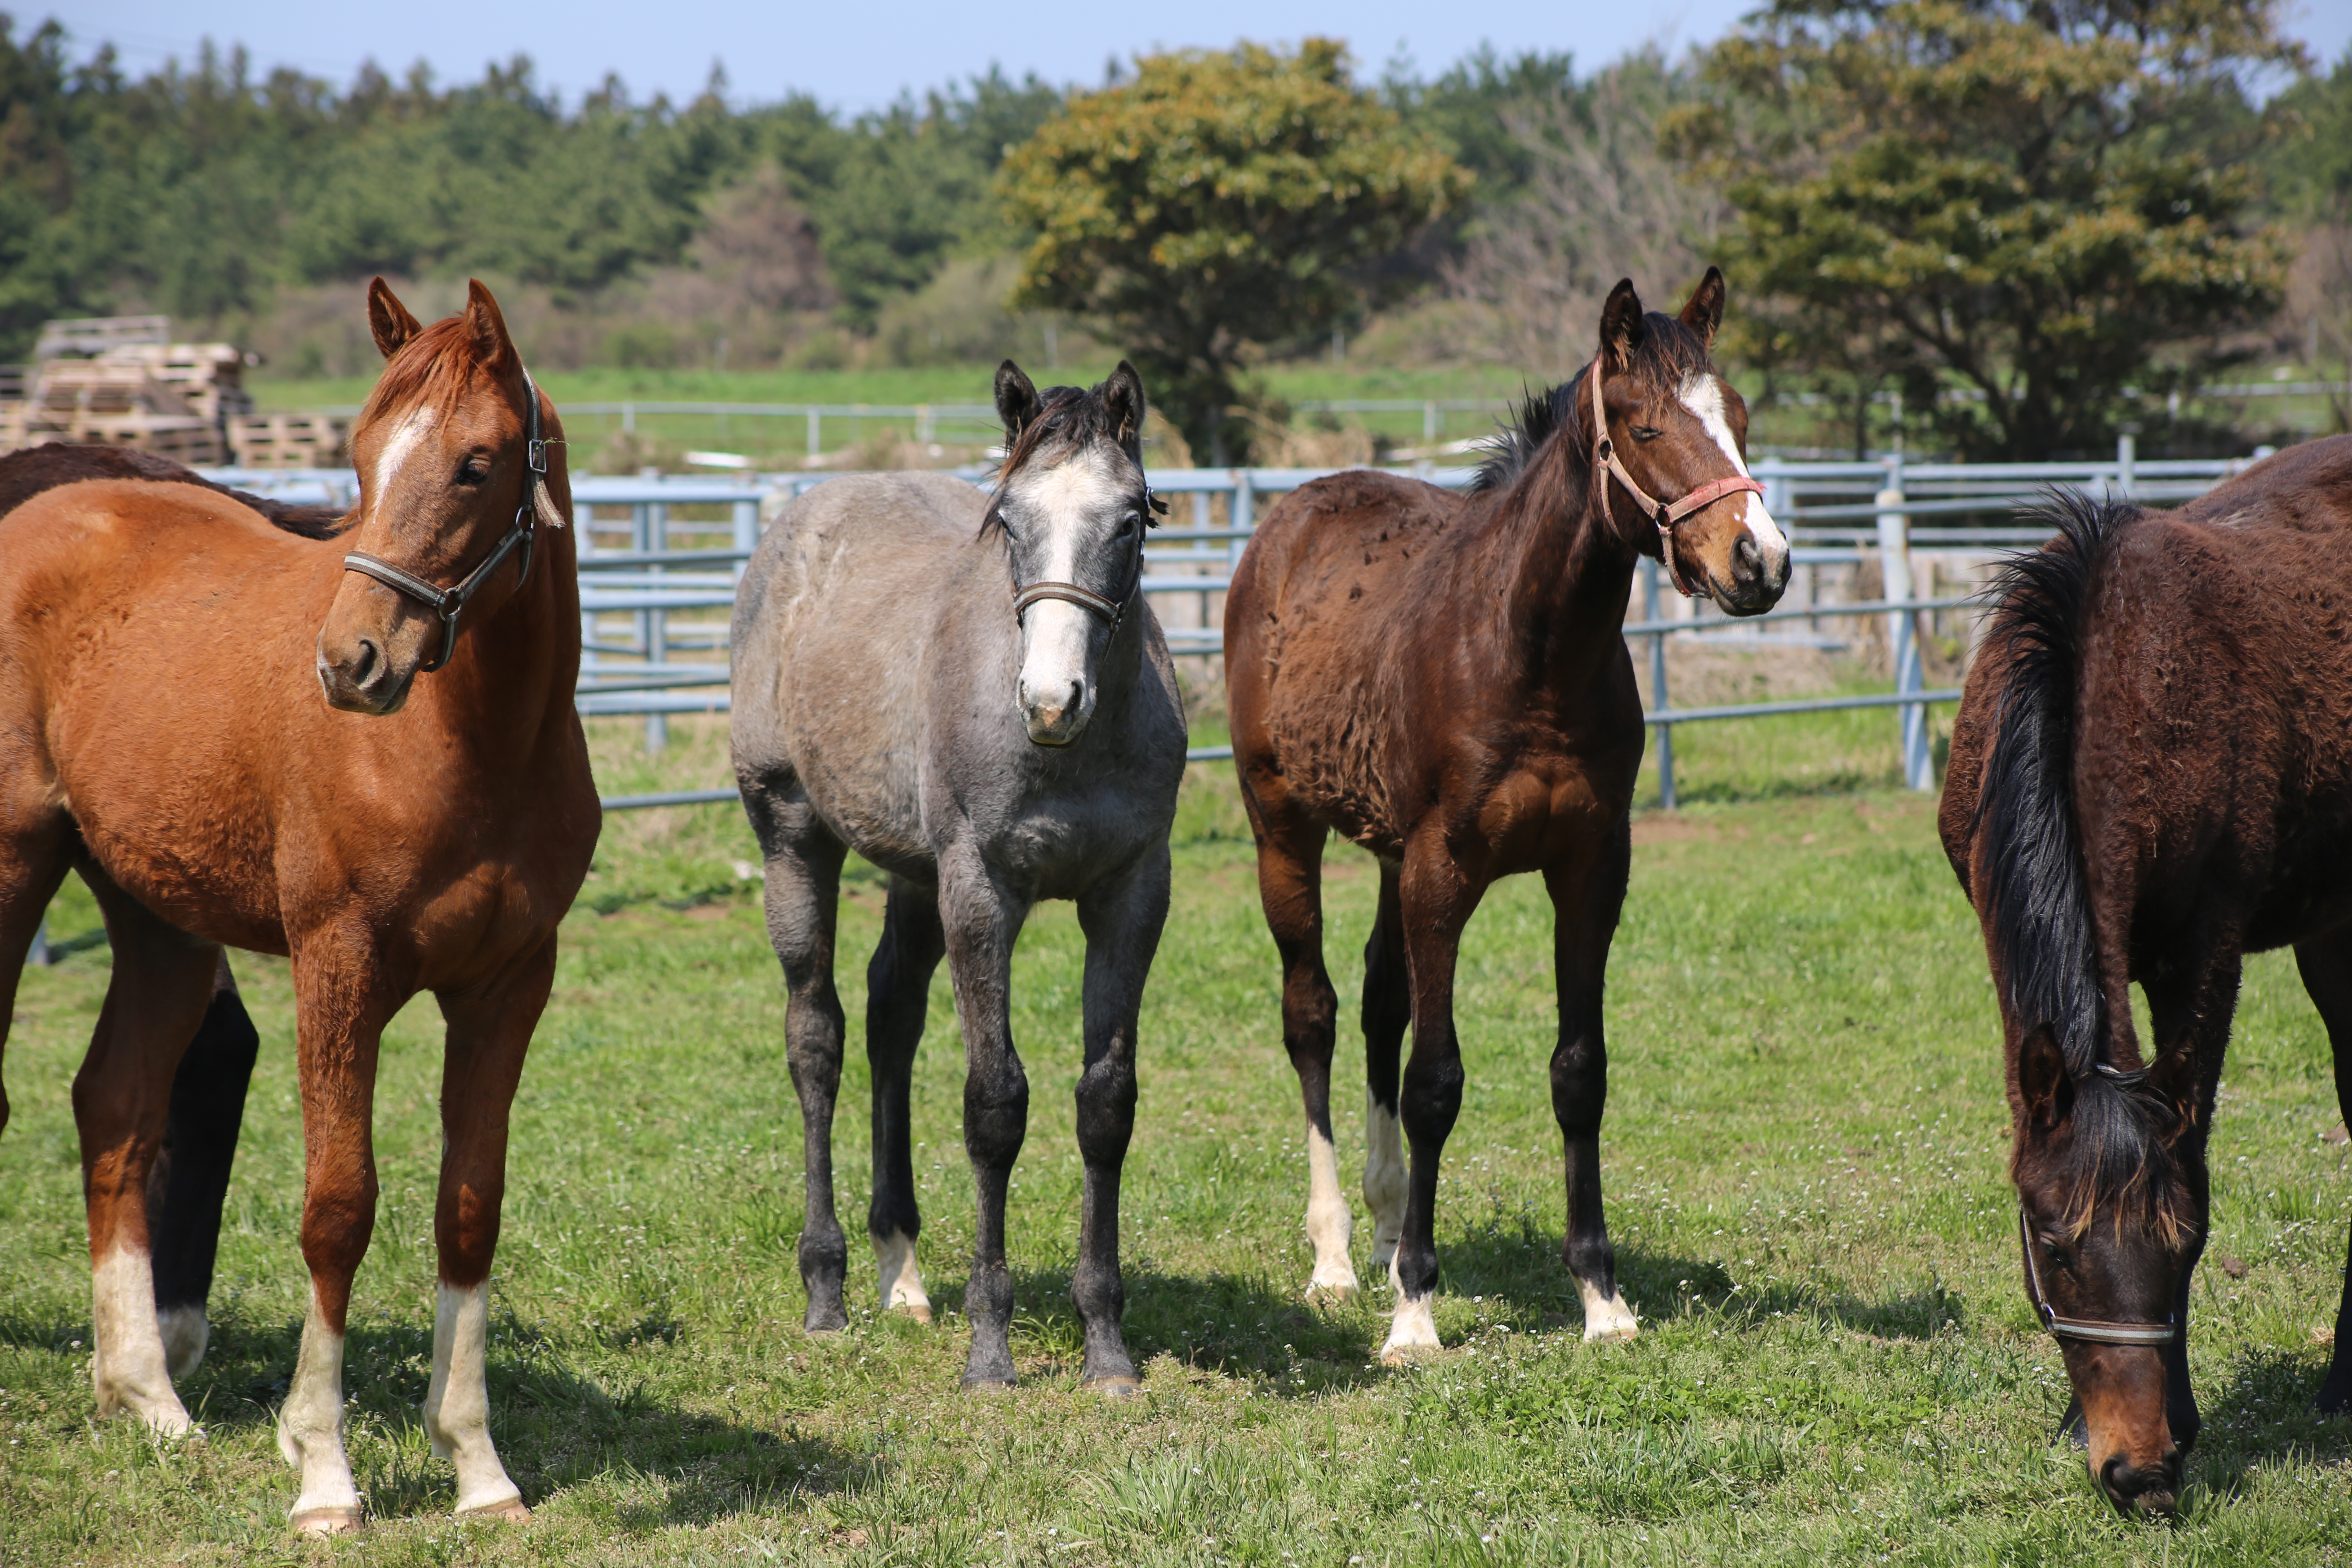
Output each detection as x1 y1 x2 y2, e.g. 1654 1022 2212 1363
0 279 597 1533
1226 271 1789 1363
1940 437 2352 1515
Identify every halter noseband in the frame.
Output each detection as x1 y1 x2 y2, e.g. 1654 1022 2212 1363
1586 355 1766 599
1006 488 1167 637
2016 1210 2177 1346
341 368 552 675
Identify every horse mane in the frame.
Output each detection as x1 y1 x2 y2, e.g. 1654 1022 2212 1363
0 443 347 539
359 314 501 430
1470 315 1717 497
1978 490 2191 1236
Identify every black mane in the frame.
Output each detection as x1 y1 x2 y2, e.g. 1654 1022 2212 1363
1468 312 1717 497
0 443 347 539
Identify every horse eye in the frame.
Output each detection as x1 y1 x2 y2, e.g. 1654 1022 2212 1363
1631 426 1662 442
454 458 490 486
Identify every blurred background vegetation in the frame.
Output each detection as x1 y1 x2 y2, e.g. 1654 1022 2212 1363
2 0 2348 461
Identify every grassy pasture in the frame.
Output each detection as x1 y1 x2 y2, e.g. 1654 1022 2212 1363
2 712 2348 1566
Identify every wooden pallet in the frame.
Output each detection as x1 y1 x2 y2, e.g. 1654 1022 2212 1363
226 412 348 469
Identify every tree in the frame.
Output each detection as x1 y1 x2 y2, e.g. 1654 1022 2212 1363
998 40 1466 463
1668 0 2302 459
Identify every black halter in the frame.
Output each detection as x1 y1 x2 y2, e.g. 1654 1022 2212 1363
1006 487 1167 638
341 369 550 674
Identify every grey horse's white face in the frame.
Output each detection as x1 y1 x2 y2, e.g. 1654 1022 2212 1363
996 443 1149 745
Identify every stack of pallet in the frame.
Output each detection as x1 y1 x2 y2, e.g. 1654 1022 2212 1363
225 411 350 469
4 357 225 464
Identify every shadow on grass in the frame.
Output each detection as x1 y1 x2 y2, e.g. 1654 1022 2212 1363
0 1308 868 1532
2183 1347 2352 1505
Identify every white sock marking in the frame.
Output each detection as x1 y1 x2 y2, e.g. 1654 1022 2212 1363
1303 1120 1359 1299
1381 1293 1442 1364
425 1281 525 1517
1577 1276 1640 1343
874 1231 933 1322
279 1282 361 1525
1363 1092 1408 1285
90 1245 192 1434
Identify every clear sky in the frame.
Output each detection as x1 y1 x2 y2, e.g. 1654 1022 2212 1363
45 0 2352 113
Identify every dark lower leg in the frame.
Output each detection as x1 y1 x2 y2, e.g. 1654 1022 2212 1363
147 958 261 1372
1544 850 1631 1335
867 880 942 1318
945 863 1029 1387
765 833 849 1332
1070 855 1164 1387
2303 933 2352 1413
1386 845 1472 1354
1361 864 1409 1278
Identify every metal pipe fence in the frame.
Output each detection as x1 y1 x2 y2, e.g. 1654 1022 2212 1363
200 436 2265 817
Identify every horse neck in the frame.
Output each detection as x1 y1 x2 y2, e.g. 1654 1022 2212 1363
1494 438 1642 688
432 512 582 747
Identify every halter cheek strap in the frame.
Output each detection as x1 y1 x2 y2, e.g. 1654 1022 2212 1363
341 368 557 675
2016 1210 2178 1347
1587 355 1768 599
1005 488 1167 637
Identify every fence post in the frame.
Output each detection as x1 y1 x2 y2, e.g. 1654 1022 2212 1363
1877 479 1931 791
1644 556 1674 810
916 405 935 445
30 916 47 967
806 408 822 463
1230 471 1254 567
621 401 635 434
639 478 668 753
2116 432 2136 500
1423 401 1439 444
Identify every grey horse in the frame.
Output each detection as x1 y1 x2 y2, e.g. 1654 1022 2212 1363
731 362 1186 1390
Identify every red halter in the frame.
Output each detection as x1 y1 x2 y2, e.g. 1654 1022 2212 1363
1587 356 1767 599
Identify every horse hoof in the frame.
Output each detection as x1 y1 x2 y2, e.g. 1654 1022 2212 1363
895 1304 934 1326
1304 1279 1359 1307
456 1497 532 1525
960 1374 1016 1393
1084 1374 1143 1400
291 1506 363 1537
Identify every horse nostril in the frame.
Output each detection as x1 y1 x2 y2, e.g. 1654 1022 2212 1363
351 638 380 688
1733 535 1761 584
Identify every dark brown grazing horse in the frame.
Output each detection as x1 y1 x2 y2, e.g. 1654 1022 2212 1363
0 279 598 1534
0 444 312 1381
1226 270 1790 1362
1940 437 2352 1516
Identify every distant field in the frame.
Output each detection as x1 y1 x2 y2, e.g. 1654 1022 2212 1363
4 706 2348 1565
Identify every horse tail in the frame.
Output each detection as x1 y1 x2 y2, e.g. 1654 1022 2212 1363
1974 491 2139 1076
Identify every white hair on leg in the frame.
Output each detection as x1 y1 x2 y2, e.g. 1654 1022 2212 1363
1577 1276 1639 1343
156 1303 210 1382
424 1281 528 1521
875 1231 932 1323
279 1281 362 1535
1380 1292 1442 1365
1303 1120 1359 1301
1362 1090 1408 1288
90 1244 194 1434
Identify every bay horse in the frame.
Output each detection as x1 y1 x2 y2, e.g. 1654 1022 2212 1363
0 444 318 1383
1225 270 1790 1363
732 361 1185 1390
0 279 598 1533
1940 437 2352 1515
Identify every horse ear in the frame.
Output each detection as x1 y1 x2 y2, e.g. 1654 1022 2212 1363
1679 266 1726 350
1599 279 1645 372
462 279 517 368
2017 1024 2075 1129
368 278 423 360
995 360 1041 444
1104 361 1147 457
2146 1043 2203 1139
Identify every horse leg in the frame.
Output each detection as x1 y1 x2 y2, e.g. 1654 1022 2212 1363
1069 849 1170 1393
71 874 220 1434
421 937 555 1523
1244 795 1351 1299
938 846 1031 1388
1362 861 1410 1290
146 956 261 1379
1381 831 1481 1364
0 812 69 1145
1545 842 1638 1342
748 783 851 1332
867 876 945 1323
2141 941 2242 1455
2294 930 2352 1414
276 940 394 1536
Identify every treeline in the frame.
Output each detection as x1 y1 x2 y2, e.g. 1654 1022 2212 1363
3 7 2349 458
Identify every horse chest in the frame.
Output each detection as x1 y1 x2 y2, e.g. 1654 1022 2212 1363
1472 760 1621 870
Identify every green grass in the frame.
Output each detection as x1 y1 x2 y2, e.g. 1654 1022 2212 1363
4 710 2349 1565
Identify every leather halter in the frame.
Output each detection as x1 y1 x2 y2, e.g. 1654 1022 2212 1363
1006 488 1167 637
1586 355 1767 599
342 368 552 674
2016 1209 2178 1348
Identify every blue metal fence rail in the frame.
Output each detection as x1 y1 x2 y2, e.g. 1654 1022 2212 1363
202 438 2263 816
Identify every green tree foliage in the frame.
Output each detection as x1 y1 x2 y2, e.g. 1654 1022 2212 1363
2265 45 2352 218
998 40 1468 462
1669 0 2301 459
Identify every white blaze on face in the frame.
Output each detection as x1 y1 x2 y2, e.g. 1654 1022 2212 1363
1008 447 1128 743
366 405 438 525
1678 373 1790 571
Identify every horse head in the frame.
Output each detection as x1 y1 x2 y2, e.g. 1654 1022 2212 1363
984 359 1155 746
2010 1024 2207 1515
1587 269 1789 615
316 278 567 715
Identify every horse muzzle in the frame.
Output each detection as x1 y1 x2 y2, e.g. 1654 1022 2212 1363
1705 528 1792 617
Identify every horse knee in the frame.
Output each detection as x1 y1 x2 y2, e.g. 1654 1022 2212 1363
1071 1255 1125 1325
1549 1037 1607 1129
963 1070 1029 1168
1399 1057 1463 1148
